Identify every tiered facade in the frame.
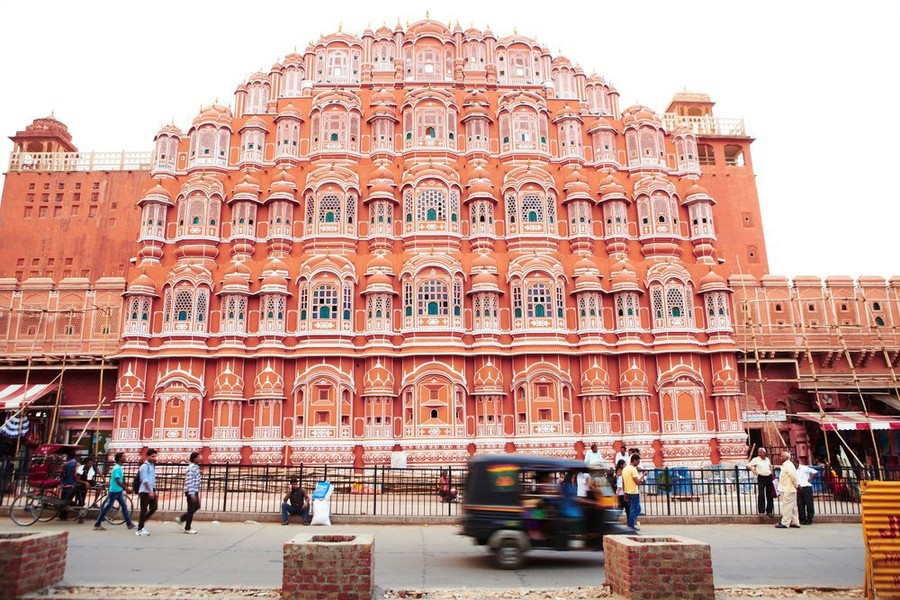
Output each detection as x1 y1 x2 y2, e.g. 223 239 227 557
3 19 896 468
111 21 764 466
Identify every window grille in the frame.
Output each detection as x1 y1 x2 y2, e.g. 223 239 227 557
417 280 449 317
312 285 338 319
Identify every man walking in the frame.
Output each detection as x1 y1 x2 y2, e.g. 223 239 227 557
94 452 135 531
776 451 801 529
281 478 310 525
136 449 158 536
797 456 818 525
176 451 202 534
747 447 774 517
622 454 645 531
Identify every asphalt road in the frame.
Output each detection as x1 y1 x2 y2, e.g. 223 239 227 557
0 520 864 591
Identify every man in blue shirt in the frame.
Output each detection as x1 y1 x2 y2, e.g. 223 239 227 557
58 450 78 521
136 449 158 536
93 452 135 530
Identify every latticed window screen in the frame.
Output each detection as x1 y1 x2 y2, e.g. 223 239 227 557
417 189 446 222
346 194 356 226
651 287 664 320
417 280 449 316
527 284 552 318
404 190 414 223
312 285 338 319
318 194 342 224
305 195 315 225
92 306 119 335
195 290 208 325
556 284 565 318
453 280 462 317
521 194 544 223
299 283 308 320
174 290 193 322
513 284 523 318
342 284 352 320
56 306 83 336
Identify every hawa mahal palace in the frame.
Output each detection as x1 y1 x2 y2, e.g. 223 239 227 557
1 19 898 469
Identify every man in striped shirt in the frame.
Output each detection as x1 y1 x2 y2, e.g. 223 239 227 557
176 452 202 534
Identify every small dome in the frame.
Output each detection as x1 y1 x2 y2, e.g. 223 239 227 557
472 252 498 273
622 105 662 128
699 270 729 293
260 272 289 293
192 103 233 128
262 257 289 277
406 19 451 38
580 361 611 396
473 361 504 395
116 365 145 401
610 260 642 292
253 362 285 399
283 51 303 65
276 104 303 120
471 271 499 290
239 116 268 133
375 25 393 37
712 361 741 395
563 167 592 202
598 174 627 201
154 123 183 139
126 273 158 296
232 173 262 200
362 272 396 295
366 253 393 274
620 362 650 395
362 360 395 396
138 180 173 206
267 169 299 200
213 364 244 400
587 116 616 134
372 88 396 105
683 182 715 206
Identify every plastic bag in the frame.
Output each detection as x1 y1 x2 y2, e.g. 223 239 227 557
310 498 331 526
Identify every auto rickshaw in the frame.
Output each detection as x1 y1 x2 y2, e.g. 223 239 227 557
460 454 635 569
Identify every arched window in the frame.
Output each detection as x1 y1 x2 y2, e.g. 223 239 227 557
875 316 885 327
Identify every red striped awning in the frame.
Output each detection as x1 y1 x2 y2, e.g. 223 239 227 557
0 383 58 411
795 411 900 431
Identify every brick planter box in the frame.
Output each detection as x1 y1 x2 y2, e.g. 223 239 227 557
0 530 68 597
283 533 374 600
604 534 714 600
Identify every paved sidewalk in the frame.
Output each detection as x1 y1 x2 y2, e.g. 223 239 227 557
0 521 864 591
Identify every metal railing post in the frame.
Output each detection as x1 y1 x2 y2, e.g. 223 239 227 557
665 467 672 516
372 465 378 516
222 462 230 512
448 466 453 516
735 465 742 515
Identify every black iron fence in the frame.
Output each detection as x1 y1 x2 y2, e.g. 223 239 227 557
2 462 896 518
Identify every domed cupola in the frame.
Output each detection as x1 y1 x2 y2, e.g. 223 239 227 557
188 104 233 172
362 359 396 397
273 104 303 165
619 360 650 396
580 360 611 396
473 360 504 395
115 364 146 402
252 361 285 400
238 117 268 168
363 254 397 335
152 123 184 175
562 166 595 253
596 172 630 259
212 363 245 401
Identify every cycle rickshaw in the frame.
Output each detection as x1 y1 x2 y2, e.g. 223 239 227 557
8 444 131 526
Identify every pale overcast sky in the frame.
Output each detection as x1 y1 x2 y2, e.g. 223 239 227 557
1 1 897 278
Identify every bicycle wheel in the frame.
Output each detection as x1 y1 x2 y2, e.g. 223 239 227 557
37 497 60 522
104 493 133 525
9 493 41 526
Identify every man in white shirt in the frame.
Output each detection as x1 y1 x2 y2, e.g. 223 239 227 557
584 442 604 471
614 443 628 468
776 451 800 528
747 447 775 516
796 457 818 525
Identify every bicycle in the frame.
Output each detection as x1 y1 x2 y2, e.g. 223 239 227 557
77 484 134 525
8 443 81 526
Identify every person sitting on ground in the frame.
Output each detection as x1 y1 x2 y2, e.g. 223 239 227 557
438 473 458 502
281 478 310 525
